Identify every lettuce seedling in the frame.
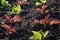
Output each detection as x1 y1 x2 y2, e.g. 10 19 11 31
12 15 21 22
40 0 47 4
4 14 11 21
29 30 49 40
35 2 42 6
36 4 48 14
35 0 47 6
30 31 42 40
58 7 60 10
1 24 16 35
1 0 11 7
12 4 21 14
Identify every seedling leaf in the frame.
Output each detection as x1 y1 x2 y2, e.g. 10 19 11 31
44 30 49 38
1 0 10 7
32 31 42 40
29 36 34 40
12 4 21 14
36 2 42 6
40 0 46 4
39 30 44 36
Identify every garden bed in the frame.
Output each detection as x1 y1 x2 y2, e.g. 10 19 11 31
0 0 60 40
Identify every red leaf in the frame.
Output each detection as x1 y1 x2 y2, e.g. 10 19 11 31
13 15 21 22
1 24 16 34
36 8 44 14
34 19 39 24
50 19 60 25
17 0 29 5
4 14 11 21
42 4 48 9
17 0 22 5
36 8 41 12
44 14 51 20
1 24 12 32
40 19 50 25
36 4 48 14
40 14 51 25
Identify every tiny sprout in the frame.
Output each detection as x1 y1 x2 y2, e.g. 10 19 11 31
30 30 49 40
12 4 21 14
1 0 10 7
36 2 42 6
45 10 49 13
40 0 46 4
58 7 60 10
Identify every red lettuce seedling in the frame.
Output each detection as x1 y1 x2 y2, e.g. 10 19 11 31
1 24 16 35
4 14 11 21
34 14 50 24
17 0 29 5
34 19 39 24
12 15 21 22
36 4 48 14
44 14 50 20
34 14 60 25
50 19 60 25
40 14 60 25
4 14 21 23
41 14 51 24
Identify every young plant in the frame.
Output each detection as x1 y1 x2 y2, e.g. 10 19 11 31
29 30 49 40
58 7 60 10
12 4 21 14
50 19 60 25
34 14 60 25
4 14 21 23
4 14 11 21
40 0 47 4
36 4 48 14
17 0 29 5
34 14 50 24
35 0 47 6
12 14 21 22
35 2 42 6
1 24 16 35
1 0 11 7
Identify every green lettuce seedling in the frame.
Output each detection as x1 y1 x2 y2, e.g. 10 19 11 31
58 7 60 10
12 4 21 14
29 30 49 40
1 0 10 7
39 30 49 40
40 0 46 4
36 2 42 6
32 31 42 40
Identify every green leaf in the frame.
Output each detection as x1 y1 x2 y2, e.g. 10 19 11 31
58 7 60 10
12 4 21 14
39 30 44 36
40 0 46 4
32 31 42 40
36 2 42 6
45 10 49 13
1 0 10 7
7 12 15 15
44 30 49 38
29 36 34 40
